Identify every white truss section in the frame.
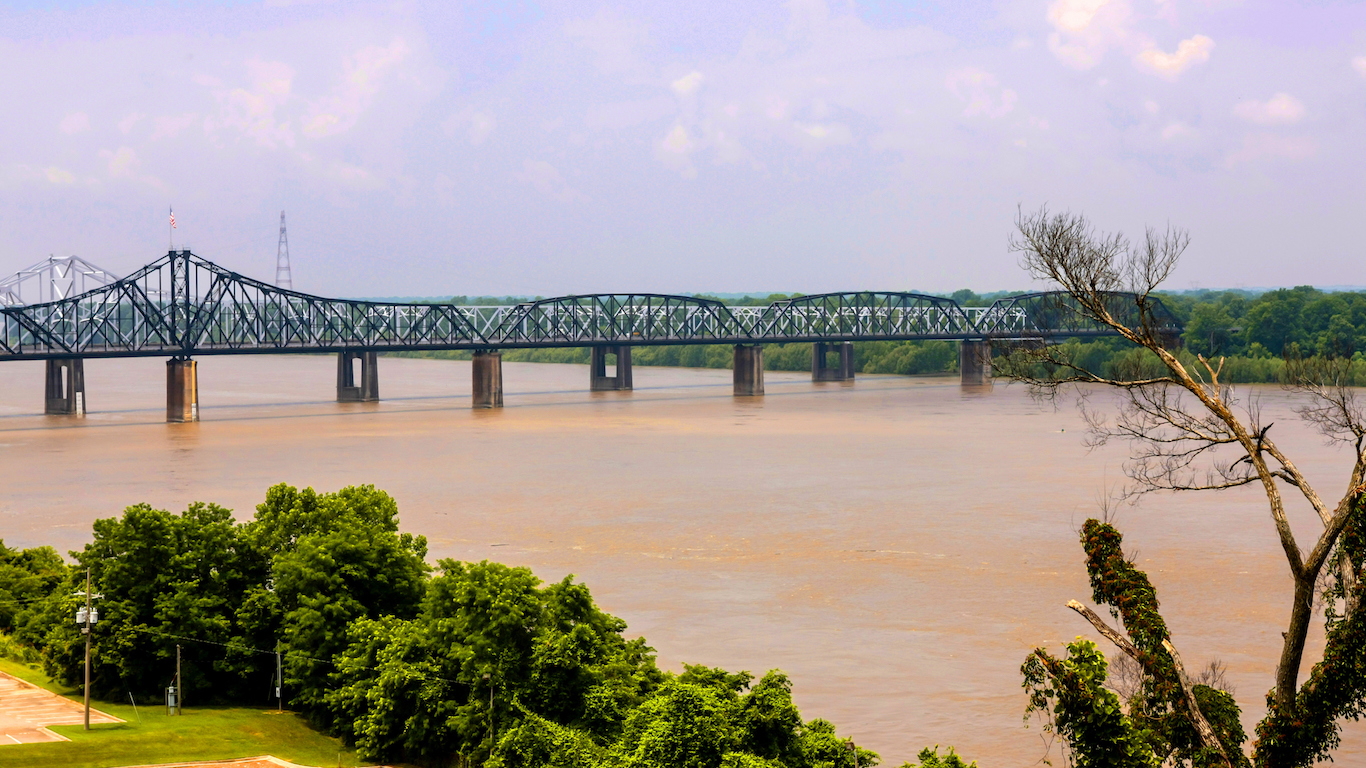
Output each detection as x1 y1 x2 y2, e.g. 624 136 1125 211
0 255 120 307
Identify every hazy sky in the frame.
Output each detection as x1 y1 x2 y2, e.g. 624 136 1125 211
1 0 1362 297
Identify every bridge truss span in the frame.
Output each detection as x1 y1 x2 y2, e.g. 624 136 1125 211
0 249 1184 361
484 294 743 346
742 292 978 342
975 291 1183 340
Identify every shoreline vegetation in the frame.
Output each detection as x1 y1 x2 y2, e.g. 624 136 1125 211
0 486 971 768
390 286 1366 385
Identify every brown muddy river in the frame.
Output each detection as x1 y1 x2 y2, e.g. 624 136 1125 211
0 354 1360 765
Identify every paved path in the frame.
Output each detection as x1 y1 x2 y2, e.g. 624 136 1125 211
111 757 389 768
112 754 327 759
0 668 121 744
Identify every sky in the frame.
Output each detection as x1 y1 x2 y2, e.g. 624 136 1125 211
0 0 1363 297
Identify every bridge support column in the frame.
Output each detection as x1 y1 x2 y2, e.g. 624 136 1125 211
733 345 764 396
960 340 992 386
44 358 86 415
811 342 855 382
472 351 503 408
590 345 633 391
166 359 199 422
337 351 379 402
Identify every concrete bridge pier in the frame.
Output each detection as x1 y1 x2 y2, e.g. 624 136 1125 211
166 358 199 422
472 350 503 408
44 358 86 415
960 340 992 386
733 345 764 396
812 342 855 382
337 351 379 402
590 345 633 391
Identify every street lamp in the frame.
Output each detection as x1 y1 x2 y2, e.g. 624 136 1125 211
845 739 859 768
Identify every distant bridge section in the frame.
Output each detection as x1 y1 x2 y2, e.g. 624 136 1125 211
0 250 1182 421
0 255 119 307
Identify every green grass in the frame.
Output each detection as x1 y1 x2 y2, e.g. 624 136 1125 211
0 658 370 768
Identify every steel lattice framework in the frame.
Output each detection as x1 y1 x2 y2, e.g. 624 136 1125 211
0 250 1182 360
974 291 1184 338
0 255 119 307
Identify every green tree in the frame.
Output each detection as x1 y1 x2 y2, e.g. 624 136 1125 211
1004 208 1366 767
738 671 804 764
0 540 65 645
901 746 975 768
612 680 739 768
43 502 249 701
327 560 664 766
267 486 429 723
797 719 879 768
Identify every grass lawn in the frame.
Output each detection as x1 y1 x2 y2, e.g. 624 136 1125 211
0 658 371 768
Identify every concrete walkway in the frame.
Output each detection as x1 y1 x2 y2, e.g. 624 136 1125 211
112 758 326 768
110 757 390 768
0 668 121 744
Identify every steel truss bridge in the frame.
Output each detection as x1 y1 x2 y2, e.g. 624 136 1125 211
0 250 1182 361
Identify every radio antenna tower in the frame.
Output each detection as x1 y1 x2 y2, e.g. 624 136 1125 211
275 210 293 290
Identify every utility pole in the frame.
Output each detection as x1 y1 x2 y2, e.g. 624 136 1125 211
176 644 182 715
275 646 282 714
73 569 101 730
275 211 292 290
83 568 91 731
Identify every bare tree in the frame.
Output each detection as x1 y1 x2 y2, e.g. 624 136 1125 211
1003 206 1366 767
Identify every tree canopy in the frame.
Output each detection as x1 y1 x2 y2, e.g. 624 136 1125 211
6 483 896 768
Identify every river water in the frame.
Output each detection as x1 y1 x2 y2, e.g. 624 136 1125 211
0 354 1360 765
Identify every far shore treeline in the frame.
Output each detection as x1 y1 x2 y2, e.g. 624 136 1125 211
0 485 971 768
392 286 1366 385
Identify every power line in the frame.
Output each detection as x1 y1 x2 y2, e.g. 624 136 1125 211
125 625 461 685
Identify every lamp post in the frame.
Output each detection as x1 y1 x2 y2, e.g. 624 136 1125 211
846 738 859 768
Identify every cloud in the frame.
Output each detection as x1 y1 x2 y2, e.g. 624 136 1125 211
1225 133 1315 166
1161 121 1194 140
443 109 497 145
1046 0 1133 69
516 159 586 202
303 38 410 139
1135 34 1213 79
661 124 693 154
59 112 90 135
44 167 76 184
671 71 704 96
945 68 1018 119
1233 93 1305 125
793 121 854 149
1353 56 1366 78
101 146 138 177
214 59 296 148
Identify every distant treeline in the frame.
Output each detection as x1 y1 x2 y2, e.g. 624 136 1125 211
391 286 1366 385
